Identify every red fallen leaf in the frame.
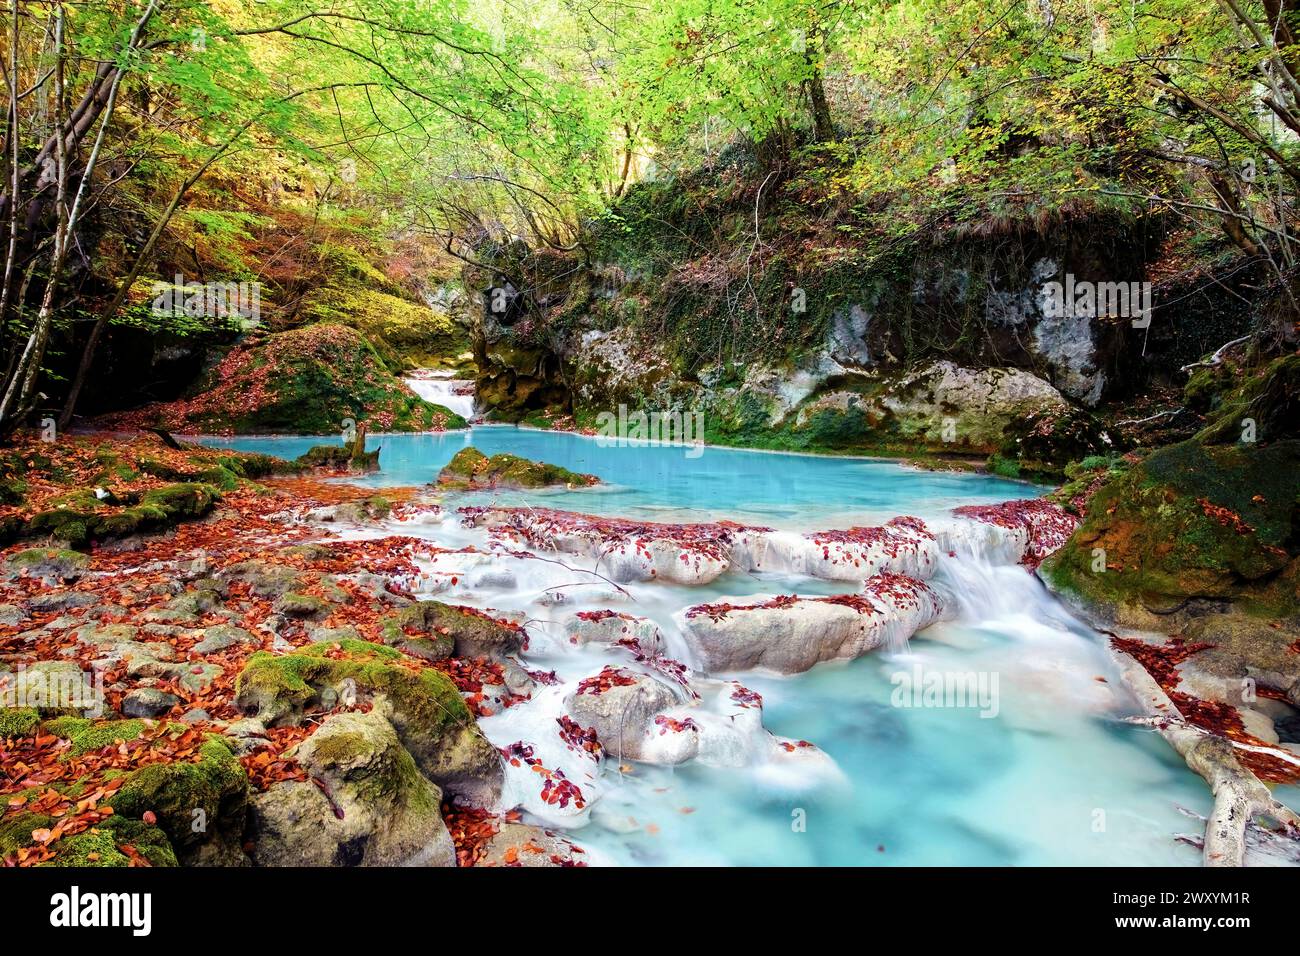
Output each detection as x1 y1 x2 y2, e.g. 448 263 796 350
142 810 157 825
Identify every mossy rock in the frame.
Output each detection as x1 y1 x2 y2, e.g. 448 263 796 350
295 443 381 473
40 815 178 868
24 482 219 548
1197 353 1300 446
436 446 598 489
299 283 470 372
380 601 524 660
1042 435 1300 623
234 640 501 804
274 592 332 620
4 547 89 582
992 405 1116 482
219 559 308 597
107 736 249 862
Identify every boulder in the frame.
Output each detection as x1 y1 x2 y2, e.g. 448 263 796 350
4 547 89 584
381 601 525 660
677 575 946 675
233 639 502 805
562 667 689 763
563 611 667 655
121 688 183 718
437 446 598 490
251 710 454 867
107 736 250 865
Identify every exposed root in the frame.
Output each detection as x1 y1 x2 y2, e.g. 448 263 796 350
1110 644 1300 866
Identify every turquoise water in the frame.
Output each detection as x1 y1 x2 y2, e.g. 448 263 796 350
199 426 1218 865
201 425 1037 528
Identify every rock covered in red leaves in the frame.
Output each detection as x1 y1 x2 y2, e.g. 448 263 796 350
459 506 758 585
564 610 668 655
563 667 695 764
459 506 946 586
676 573 948 674
737 516 940 582
947 498 1079 569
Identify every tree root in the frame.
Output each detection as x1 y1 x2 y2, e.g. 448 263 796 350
1111 645 1300 866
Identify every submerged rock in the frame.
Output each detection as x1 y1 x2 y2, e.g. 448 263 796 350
479 822 585 867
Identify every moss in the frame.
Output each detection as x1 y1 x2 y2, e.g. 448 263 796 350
0 707 39 738
101 817 178 867
1042 435 1300 620
0 811 52 859
6 547 89 573
36 815 178 868
300 283 469 372
22 483 218 548
1197 353 1300 446
41 829 131 867
234 640 468 738
107 736 248 854
43 717 148 755
358 738 437 812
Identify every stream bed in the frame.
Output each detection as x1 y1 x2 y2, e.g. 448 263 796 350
201 426 1215 865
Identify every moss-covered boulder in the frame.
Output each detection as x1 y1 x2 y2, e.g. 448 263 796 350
24 482 219 548
233 640 502 805
4 547 90 583
250 709 454 866
44 716 148 754
436 447 599 490
1196 353 1299 446
379 600 525 661
1041 434 1299 625
40 817 178 868
294 443 380 473
107 736 250 865
96 324 465 434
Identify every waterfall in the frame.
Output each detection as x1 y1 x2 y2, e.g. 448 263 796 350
405 369 476 421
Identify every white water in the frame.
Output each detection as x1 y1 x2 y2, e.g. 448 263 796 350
343 505 1216 866
405 370 476 420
